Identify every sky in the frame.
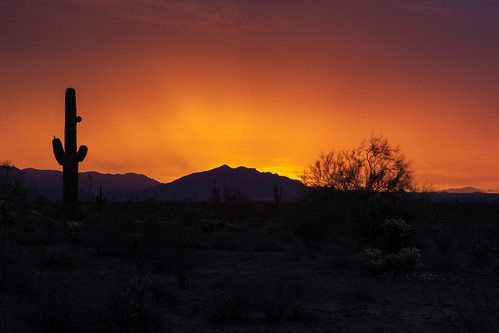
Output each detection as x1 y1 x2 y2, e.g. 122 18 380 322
1 0 498 191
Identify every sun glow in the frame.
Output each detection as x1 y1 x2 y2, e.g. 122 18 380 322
1 1 498 191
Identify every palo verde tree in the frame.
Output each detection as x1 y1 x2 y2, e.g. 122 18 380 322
301 134 415 237
302 134 415 193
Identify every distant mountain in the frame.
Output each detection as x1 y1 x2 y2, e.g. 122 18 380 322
3 165 306 201
20 168 162 200
440 186 485 194
133 165 307 201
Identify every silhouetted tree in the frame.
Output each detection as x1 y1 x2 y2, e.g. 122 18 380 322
302 134 416 239
302 134 415 193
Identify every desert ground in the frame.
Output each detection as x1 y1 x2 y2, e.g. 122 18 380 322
1 194 499 332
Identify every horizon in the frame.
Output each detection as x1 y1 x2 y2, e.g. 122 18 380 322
12 163 498 193
1 1 499 191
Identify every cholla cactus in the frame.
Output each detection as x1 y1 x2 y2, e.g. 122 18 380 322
121 275 153 320
130 232 143 249
365 247 422 275
383 218 411 252
0 199 15 224
364 248 385 274
385 247 422 275
66 220 84 244
52 88 87 218
383 219 411 237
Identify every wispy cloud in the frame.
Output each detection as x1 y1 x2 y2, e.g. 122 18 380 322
68 0 258 36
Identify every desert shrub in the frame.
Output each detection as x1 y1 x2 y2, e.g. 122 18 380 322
210 271 308 322
115 275 157 331
27 275 73 332
29 272 166 333
0 200 16 227
383 218 411 252
364 247 422 275
287 210 332 245
168 247 200 289
468 235 497 266
220 187 254 221
210 272 255 322
145 229 202 289
426 279 499 333
364 248 386 274
253 272 307 321
385 247 422 275
0 161 30 203
66 220 84 245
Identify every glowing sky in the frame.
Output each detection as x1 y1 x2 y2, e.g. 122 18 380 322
1 0 498 191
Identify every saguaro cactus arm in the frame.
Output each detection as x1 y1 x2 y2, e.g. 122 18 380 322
52 136 65 166
77 145 88 162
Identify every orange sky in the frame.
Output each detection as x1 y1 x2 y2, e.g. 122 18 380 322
1 0 499 191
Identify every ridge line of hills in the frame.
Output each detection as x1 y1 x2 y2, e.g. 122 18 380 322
10 164 306 201
1 164 493 201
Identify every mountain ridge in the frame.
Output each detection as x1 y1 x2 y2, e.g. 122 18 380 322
7 165 490 200
5 165 305 201
439 186 485 194
133 165 306 201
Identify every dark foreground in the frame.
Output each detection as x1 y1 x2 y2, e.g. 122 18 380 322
1 194 499 332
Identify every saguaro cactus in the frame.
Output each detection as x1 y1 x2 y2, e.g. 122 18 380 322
52 88 87 217
273 185 282 211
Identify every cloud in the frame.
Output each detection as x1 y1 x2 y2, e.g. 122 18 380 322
68 0 255 36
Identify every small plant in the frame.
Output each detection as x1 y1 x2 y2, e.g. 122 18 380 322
211 273 254 322
385 247 422 275
364 248 385 274
383 218 411 252
0 200 15 226
66 221 84 245
255 273 307 321
121 275 154 318
210 271 307 322
130 232 143 250
365 247 422 275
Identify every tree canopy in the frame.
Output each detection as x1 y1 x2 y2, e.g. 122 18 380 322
302 134 415 193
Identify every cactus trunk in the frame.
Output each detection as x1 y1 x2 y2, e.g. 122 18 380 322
52 88 87 219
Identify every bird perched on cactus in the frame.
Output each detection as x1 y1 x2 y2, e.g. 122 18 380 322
52 88 87 218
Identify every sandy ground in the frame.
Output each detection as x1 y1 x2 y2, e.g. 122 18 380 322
90 248 499 333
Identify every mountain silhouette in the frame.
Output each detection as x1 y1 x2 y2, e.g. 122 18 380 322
20 168 162 200
439 186 485 194
133 165 306 201
8 165 306 201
